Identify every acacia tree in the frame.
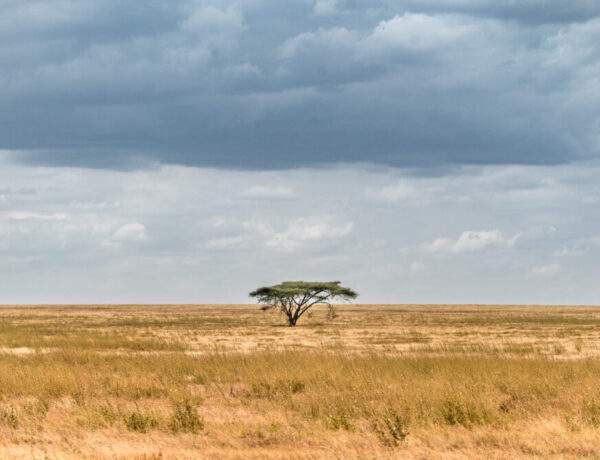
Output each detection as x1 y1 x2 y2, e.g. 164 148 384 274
249 281 358 326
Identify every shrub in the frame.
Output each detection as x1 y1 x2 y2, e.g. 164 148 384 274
441 398 492 428
168 400 204 433
372 409 409 446
326 407 353 431
124 410 158 433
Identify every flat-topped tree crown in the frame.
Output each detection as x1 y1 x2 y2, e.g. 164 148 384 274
249 281 358 326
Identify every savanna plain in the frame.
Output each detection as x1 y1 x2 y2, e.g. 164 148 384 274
1 304 600 459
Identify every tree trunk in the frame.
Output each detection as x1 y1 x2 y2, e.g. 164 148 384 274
288 316 297 326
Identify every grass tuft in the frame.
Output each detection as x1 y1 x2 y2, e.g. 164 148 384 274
168 399 204 433
124 409 159 433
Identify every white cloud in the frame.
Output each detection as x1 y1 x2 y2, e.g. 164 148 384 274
181 4 245 49
205 235 245 250
71 200 120 211
410 261 426 273
531 263 561 277
110 223 148 243
360 13 477 57
280 27 357 59
553 245 585 257
313 0 337 16
374 182 417 202
587 236 600 247
245 217 353 252
426 230 519 253
269 222 352 251
204 216 229 228
7 211 68 221
368 181 434 206
241 185 295 199
2 157 600 304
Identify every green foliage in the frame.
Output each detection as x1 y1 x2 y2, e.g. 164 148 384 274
250 281 357 300
249 281 358 326
441 398 492 428
326 408 353 431
123 410 158 432
371 409 409 446
168 400 204 433
249 379 305 398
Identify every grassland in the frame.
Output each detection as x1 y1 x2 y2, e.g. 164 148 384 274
1 304 600 459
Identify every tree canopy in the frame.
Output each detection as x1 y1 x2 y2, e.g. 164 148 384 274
249 281 358 326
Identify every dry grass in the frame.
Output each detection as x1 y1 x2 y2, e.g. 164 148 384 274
0 304 600 458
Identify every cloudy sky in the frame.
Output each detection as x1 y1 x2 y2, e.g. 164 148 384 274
1 0 599 304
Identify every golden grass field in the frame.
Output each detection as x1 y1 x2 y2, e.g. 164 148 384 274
1 304 600 459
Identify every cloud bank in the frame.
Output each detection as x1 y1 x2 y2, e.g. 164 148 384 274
1 0 599 169
426 230 519 253
2 154 600 304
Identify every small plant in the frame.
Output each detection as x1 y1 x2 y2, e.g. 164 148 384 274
168 400 204 433
124 410 158 433
37 397 50 417
581 399 600 427
326 407 352 431
100 402 119 426
442 399 470 427
289 379 305 394
250 379 305 398
441 398 490 428
134 453 163 460
0 406 19 429
553 344 566 355
499 396 515 414
277 378 305 395
372 409 409 446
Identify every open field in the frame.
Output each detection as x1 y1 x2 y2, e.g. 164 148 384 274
1 304 600 458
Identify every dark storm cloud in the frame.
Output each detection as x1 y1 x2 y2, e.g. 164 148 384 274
1 0 599 169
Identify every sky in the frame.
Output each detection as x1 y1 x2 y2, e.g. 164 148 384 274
1 0 600 304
